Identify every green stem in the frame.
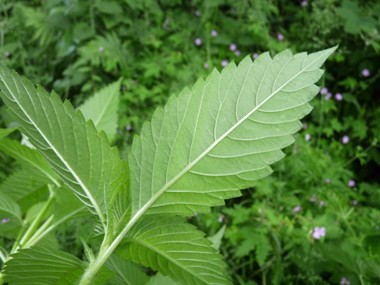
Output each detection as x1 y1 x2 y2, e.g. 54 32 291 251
0 272 5 285
26 206 86 248
359 274 365 285
23 215 54 248
79 204 150 284
14 186 55 252
0 248 7 263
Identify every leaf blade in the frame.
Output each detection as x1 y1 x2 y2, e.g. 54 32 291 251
129 47 337 217
118 216 232 285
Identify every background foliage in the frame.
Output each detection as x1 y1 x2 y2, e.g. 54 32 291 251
1 0 380 284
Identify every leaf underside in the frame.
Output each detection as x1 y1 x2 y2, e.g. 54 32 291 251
130 46 337 217
118 216 231 285
0 66 127 227
3 246 85 285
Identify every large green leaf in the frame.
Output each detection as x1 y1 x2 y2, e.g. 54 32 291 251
129 47 337 216
104 254 149 285
0 65 127 227
118 216 231 285
0 138 60 187
2 246 84 284
145 273 179 285
79 79 121 142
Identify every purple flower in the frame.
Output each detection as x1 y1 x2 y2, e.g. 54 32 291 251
211 30 217 37
362 69 370 77
195 10 200 17
99 46 104 52
230 43 237 51
352 200 358 205
277 33 284 41
305 133 311 141
218 216 223 222
313 227 326 239
194 213 198 216
1 218 9 224
221 60 228 67
121 86 126 91
231 8 236 13
234 50 241 56
301 0 308 6
303 123 308 129
326 179 331 183
335 93 343 101
342 135 349 144
126 125 132 131
165 19 169 24
325 93 332 100
204 63 209 68
293 206 302 212
4 52 9 57
340 277 351 285
348 180 355 187
319 201 324 207
195 38 202 46
320 87 328 95
253 53 259 59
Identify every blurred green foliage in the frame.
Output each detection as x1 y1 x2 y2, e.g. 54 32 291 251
1 0 380 284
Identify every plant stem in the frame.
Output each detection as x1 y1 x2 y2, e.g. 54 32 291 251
23 215 54 248
359 274 365 285
14 186 55 252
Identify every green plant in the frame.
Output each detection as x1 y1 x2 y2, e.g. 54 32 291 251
0 46 335 284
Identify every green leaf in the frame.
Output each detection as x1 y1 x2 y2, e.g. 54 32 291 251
208 225 226 250
118 216 231 285
3 246 84 284
0 65 127 227
104 254 149 285
0 138 61 187
79 79 122 142
145 273 179 285
129 47 337 217
0 127 17 139
0 169 48 213
0 191 22 233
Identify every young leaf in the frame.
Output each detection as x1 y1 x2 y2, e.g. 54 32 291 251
79 79 122 142
0 65 127 227
2 246 85 284
104 254 149 285
129 47 337 217
118 216 231 285
0 127 17 139
0 138 61 187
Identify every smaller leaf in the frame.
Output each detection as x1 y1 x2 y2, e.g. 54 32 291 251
145 273 180 285
0 138 60 187
118 216 232 285
208 225 226 250
0 191 22 233
104 254 149 285
3 246 85 284
0 127 17 139
79 79 122 142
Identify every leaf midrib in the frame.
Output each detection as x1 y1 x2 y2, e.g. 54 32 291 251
0 73 105 225
133 50 328 217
